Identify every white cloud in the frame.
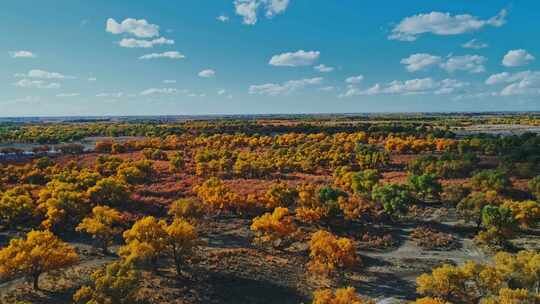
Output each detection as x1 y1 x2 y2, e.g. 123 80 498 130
400 53 442 72
269 50 320 67
485 71 540 96
217 89 227 95
15 79 60 89
234 0 290 25
345 75 364 84
462 39 488 49
401 53 487 74
314 64 334 73
56 93 80 97
96 92 124 98
389 9 507 41
319 86 335 92
163 80 176 84
434 79 469 95
485 71 530 85
441 55 486 73
139 51 185 60
502 49 535 67
217 15 230 22
106 18 159 38
15 69 74 80
9 51 36 58
119 37 174 48
340 78 467 97
140 88 179 96
266 0 290 17
198 69 216 78
249 77 323 96
88 77 97 81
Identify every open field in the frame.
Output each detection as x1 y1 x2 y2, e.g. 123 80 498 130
1 116 540 304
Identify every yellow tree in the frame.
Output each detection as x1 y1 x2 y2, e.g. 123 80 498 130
416 250 540 303
164 218 200 276
76 206 124 254
120 216 200 275
73 261 139 304
312 287 372 304
308 230 358 275
168 198 205 221
37 180 90 232
0 186 36 228
250 207 297 247
501 200 540 230
119 216 168 268
0 230 79 290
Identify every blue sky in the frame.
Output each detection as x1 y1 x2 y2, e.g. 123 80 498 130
1 0 539 116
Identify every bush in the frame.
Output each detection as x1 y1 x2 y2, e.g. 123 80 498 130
410 227 456 250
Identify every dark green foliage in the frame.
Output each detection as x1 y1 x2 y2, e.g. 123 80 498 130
371 183 412 218
407 173 442 201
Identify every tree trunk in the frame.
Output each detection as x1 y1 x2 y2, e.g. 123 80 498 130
33 273 41 290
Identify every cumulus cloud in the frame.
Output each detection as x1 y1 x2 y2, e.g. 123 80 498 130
88 77 97 81
56 93 80 97
440 55 486 73
345 75 364 84
15 69 74 79
15 79 60 89
401 54 487 73
485 71 540 96
314 64 334 73
163 80 177 84
217 15 230 22
400 53 442 72
139 51 185 60
340 78 467 97
462 39 488 49
249 77 323 96
140 88 179 96
389 9 507 41
9 51 36 58
269 50 320 67
198 69 216 78
485 71 530 85
502 49 535 67
119 37 174 48
234 0 290 25
106 18 159 38
217 89 227 95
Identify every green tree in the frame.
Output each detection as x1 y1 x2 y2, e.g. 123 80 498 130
371 183 412 219
351 169 381 196
407 174 442 201
470 169 511 193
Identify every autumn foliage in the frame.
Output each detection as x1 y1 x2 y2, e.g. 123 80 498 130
0 230 79 290
308 230 358 275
